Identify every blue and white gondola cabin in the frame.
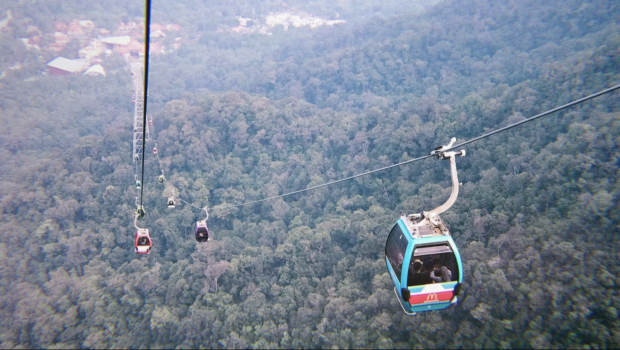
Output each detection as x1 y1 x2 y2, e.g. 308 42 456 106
385 140 465 315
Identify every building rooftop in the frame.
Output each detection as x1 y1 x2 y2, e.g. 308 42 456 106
84 64 106 76
46 57 89 73
99 36 131 46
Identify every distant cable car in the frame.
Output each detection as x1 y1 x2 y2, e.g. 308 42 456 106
195 220 209 242
134 228 152 254
195 207 210 242
158 174 165 184
153 147 158 154
168 197 176 208
149 119 153 126
385 138 465 315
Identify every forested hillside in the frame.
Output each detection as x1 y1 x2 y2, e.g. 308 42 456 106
0 0 619 348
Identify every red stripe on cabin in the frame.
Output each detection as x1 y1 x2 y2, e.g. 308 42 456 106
408 291 453 305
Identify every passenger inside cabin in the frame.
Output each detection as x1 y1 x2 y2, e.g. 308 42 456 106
422 259 436 281
408 260 421 286
408 259 435 286
431 266 453 282
138 237 149 246
430 261 442 283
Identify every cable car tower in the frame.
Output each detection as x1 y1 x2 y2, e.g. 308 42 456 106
132 0 152 245
131 62 149 162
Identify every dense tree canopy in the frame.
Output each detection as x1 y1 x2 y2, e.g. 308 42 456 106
0 0 619 348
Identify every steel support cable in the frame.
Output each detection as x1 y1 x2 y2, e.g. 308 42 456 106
154 142 166 178
178 197 203 210
176 155 433 212
151 119 165 177
149 118 169 195
147 118 165 177
178 84 619 213
138 0 152 207
446 84 620 152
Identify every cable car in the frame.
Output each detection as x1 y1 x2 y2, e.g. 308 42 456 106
153 147 158 154
385 139 465 315
149 119 153 126
134 228 152 254
158 174 165 184
195 207 210 242
167 197 176 208
195 220 209 242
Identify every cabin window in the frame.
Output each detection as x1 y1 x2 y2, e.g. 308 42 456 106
385 224 409 282
412 243 460 282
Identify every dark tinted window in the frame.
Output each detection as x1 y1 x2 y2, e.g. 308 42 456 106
385 223 409 282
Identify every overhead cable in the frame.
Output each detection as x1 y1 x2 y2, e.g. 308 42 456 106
447 84 620 151
180 83 619 213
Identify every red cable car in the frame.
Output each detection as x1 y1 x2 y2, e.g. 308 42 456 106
134 228 152 254
149 120 153 126
153 147 158 154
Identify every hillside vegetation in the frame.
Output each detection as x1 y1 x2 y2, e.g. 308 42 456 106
0 0 619 348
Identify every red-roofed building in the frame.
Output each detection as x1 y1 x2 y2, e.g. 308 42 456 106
79 39 105 59
172 37 183 50
115 39 143 58
48 32 70 52
151 23 166 38
67 21 83 37
54 22 67 33
117 21 129 34
150 42 165 55
54 32 69 44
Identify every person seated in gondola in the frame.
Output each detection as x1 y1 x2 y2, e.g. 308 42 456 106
196 230 208 241
134 233 151 254
407 260 423 286
431 266 453 282
408 259 435 286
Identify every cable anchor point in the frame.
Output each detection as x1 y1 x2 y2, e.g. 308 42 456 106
431 137 466 159
136 205 145 219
